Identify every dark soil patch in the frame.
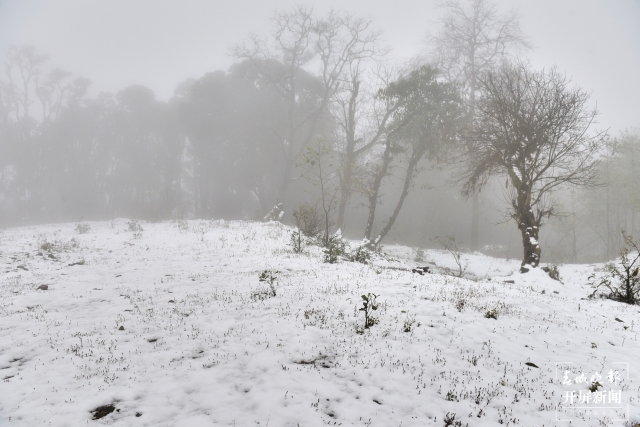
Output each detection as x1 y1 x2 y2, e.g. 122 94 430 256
91 404 115 420
293 355 331 368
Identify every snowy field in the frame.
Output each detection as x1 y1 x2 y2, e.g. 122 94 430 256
1 219 639 426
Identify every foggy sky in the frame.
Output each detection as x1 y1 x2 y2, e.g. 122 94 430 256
1 0 639 132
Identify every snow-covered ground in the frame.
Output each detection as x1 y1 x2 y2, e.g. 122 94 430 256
0 219 638 426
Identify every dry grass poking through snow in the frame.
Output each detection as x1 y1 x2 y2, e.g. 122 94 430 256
0 219 639 426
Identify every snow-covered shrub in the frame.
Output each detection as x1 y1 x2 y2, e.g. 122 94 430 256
542 264 562 281
348 241 371 264
289 230 305 254
588 232 640 305
176 220 189 233
39 236 79 253
75 223 91 234
413 247 425 262
127 220 143 232
323 231 346 264
263 203 284 222
40 240 54 252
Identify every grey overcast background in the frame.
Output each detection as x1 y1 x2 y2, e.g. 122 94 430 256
0 0 639 132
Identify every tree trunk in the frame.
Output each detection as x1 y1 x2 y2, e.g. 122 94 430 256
335 160 352 232
336 79 360 232
514 187 541 271
363 140 393 243
373 151 421 246
275 160 293 214
470 192 479 251
519 220 541 271
468 78 480 252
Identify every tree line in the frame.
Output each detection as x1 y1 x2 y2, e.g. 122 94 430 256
1 0 637 269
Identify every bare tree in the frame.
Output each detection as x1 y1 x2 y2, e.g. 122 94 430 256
233 6 380 214
298 137 339 246
425 0 531 251
459 62 605 271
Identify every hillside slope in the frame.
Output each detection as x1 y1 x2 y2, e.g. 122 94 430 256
0 220 638 426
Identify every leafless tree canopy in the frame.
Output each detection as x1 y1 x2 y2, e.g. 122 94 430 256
232 6 382 208
459 61 605 268
427 0 530 86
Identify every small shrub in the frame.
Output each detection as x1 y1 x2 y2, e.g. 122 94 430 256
358 293 379 332
542 264 561 281
259 270 278 287
127 220 143 232
433 235 466 278
403 316 415 333
348 243 371 264
455 299 466 312
589 231 640 305
75 223 91 234
39 237 78 253
413 247 425 262
589 381 603 392
176 220 189 233
484 309 498 320
323 232 346 264
290 230 305 254
293 204 321 237
443 412 462 427
252 270 278 300
263 203 284 222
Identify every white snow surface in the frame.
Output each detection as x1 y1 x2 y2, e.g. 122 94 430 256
0 219 639 426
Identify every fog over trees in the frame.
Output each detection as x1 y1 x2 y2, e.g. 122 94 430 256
0 0 638 267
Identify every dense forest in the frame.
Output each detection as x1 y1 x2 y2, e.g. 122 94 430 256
1 2 638 265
